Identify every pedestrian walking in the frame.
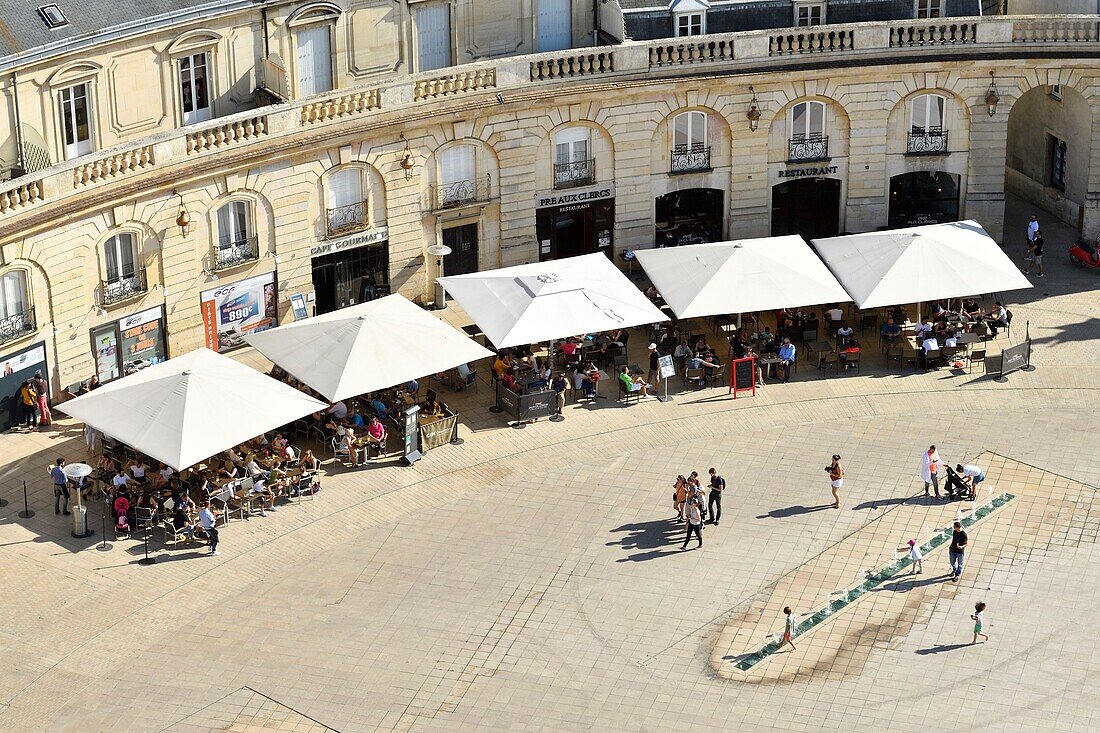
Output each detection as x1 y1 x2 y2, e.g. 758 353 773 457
198 500 220 556
1023 229 1045 277
680 496 703 550
50 457 70 515
780 607 797 651
646 343 661 387
900 538 923 574
970 601 989 644
707 467 725 526
33 371 51 426
673 475 688 520
920 445 942 498
948 521 967 581
827 454 844 509
687 473 706 521
84 423 98 455
1025 214 1039 254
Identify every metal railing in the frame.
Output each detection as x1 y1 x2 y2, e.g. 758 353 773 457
325 201 368 238
433 175 492 209
0 307 35 346
788 134 830 162
100 268 148 305
213 236 260 270
670 144 712 174
553 159 596 189
906 127 949 155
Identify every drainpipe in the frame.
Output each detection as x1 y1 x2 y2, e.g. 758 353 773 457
593 0 600 46
260 4 270 58
10 71 25 174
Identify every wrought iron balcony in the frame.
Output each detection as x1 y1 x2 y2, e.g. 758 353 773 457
670 144 712 174
0 307 35 346
906 127 949 155
213 235 260 270
432 174 492 210
787 134 830 163
326 201 368 238
553 158 596 189
100 268 148 306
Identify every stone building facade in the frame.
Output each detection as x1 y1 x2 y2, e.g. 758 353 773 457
0 13 1097 410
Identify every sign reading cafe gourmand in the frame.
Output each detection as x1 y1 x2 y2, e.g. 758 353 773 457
778 165 838 179
535 185 614 209
310 226 389 258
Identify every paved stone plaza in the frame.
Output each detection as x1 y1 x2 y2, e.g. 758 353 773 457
1 202 1098 733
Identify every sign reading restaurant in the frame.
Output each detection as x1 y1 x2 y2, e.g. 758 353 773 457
310 226 389 258
778 165 838 179
535 185 614 209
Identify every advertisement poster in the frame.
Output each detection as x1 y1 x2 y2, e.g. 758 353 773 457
119 306 167 374
0 341 47 431
200 272 278 352
92 325 120 381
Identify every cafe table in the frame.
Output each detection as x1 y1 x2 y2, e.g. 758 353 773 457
806 341 832 361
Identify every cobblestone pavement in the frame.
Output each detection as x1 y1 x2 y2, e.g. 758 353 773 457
0 195 1098 732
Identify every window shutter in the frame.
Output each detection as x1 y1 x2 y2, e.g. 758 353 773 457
440 146 475 185
416 4 452 72
537 0 572 52
327 169 363 209
297 25 332 96
1 272 27 319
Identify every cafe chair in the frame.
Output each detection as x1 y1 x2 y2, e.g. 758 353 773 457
968 346 987 373
462 369 479 394
885 346 904 371
330 437 354 467
941 346 959 366
1003 309 1013 339
859 313 878 335
683 366 705 389
291 471 319 502
800 329 817 347
841 352 860 374
162 520 195 548
618 379 642 405
817 352 839 376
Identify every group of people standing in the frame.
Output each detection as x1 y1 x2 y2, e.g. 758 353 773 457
673 468 725 550
16 370 53 429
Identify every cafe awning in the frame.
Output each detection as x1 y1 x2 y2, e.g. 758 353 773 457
632 237 851 319
56 348 326 471
811 220 1033 309
242 294 494 402
438 253 669 349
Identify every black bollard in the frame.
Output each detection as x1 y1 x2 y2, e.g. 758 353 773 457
18 480 34 519
137 521 156 565
99 502 107 550
0 485 7 507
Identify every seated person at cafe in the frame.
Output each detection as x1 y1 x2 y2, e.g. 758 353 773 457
244 454 270 481
125 457 150 484
777 338 797 383
365 416 386 454
617 366 649 398
944 330 958 348
172 505 197 540
744 346 766 387
528 364 551 391
608 328 629 348
217 460 239 481
327 400 349 423
501 370 521 393
450 362 473 391
920 333 940 370
345 404 366 429
341 428 363 467
839 339 861 368
836 323 854 346
370 397 395 420
931 302 947 321
826 305 844 324
988 302 1009 336
758 327 776 351
112 467 132 492
573 365 597 399
560 337 579 356
298 449 321 473
673 340 692 363
915 317 933 338
962 296 981 314
421 391 444 417
880 318 901 341
689 352 722 384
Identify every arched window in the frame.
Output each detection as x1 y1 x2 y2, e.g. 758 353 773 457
215 201 257 269
101 233 145 304
788 101 828 162
438 145 478 207
671 111 711 173
553 127 594 189
0 270 33 344
907 94 948 154
324 167 368 237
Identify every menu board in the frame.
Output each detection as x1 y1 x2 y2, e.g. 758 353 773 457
90 306 167 382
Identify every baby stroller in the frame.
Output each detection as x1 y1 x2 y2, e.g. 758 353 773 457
944 466 974 502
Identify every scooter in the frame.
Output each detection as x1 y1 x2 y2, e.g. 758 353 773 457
1069 237 1100 269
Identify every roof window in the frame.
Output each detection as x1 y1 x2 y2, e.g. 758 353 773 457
37 4 70 29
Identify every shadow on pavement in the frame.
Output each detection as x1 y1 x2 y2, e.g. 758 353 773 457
608 517 686 562
756 503 834 519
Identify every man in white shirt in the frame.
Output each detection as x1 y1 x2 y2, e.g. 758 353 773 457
826 306 844 323
198 501 219 556
944 331 957 348
920 335 939 370
112 469 131 491
328 401 348 421
1026 214 1039 255
915 318 933 338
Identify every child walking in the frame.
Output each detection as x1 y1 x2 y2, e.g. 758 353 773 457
970 602 989 644
900 539 923 574
780 606 797 651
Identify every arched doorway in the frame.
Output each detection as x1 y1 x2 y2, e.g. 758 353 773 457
655 188 723 247
888 171 960 228
771 178 840 239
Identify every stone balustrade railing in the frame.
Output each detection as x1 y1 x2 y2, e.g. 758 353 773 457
185 115 269 154
0 14 1095 224
301 89 381 124
72 145 155 188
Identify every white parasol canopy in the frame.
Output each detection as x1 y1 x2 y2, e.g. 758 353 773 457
243 294 494 402
56 348 325 471
811 221 1032 309
438 253 668 348
633 237 851 319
